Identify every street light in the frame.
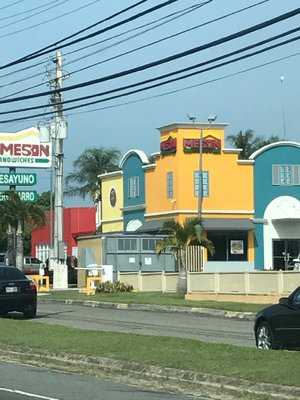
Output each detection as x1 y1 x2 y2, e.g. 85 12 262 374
197 114 217 271
280 76 287 139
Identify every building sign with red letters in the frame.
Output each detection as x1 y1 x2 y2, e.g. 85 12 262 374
183 135 221 154
160 136 177 155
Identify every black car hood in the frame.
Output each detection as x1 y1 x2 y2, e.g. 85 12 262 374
256 303 287 319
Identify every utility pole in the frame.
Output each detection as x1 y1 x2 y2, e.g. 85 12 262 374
49 50 68 288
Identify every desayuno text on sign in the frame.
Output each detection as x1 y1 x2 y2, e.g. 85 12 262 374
0 127 51 168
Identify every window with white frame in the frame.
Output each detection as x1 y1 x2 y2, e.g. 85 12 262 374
272 165 300 186
166 171 174 199
194 171 209 197
128 176 140 198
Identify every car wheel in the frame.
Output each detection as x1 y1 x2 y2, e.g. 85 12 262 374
256 322 276 350
23 304 37 319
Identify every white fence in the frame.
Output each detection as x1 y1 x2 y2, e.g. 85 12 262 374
187 271 300 295
118 270 300 296
118 271 178 292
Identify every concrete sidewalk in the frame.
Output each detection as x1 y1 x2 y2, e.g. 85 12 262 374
38 296 256 321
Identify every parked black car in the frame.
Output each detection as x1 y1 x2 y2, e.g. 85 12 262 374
0 267 37 318
254 287 300 349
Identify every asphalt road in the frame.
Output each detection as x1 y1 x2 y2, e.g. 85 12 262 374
33 302 255 347
0 362 202 400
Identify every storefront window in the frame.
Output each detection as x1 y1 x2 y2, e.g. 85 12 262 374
207 231 248 261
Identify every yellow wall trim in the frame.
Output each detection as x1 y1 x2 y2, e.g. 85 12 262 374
145 209 254 217
101 217 123 223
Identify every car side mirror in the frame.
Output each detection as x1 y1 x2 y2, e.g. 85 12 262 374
279 297 289 305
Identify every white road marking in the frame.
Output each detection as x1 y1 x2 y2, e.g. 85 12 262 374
0 387 60 400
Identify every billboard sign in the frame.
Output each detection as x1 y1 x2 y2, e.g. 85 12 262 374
0 191 38 202
0 173 37 186
0 127 51 168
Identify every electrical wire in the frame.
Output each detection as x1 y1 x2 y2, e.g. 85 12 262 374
20 0 150 61
0 8 298 104
0 0 71 29
0 0 148 78
0 0 270 98
63 0 272 77
1 33 300 124
0 0 102 40
0 2 204 95
66 49 300 119
0 0 25 12
4 48 300 129
0 0 62 22
3 26 299 113
3 0 186 67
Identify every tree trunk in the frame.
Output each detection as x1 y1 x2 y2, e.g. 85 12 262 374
176 250 187 294
6 224 15 266
16 220 24 271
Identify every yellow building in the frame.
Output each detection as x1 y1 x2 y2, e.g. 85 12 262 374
144 123 254 271
98 122 255 272
98 170 123 233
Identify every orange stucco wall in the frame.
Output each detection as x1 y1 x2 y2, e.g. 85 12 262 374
145 126 253 220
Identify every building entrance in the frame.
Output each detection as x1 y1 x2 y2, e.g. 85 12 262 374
272 239 300 270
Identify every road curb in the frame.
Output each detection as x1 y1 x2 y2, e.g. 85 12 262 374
0 346 298 400
38 297 255 321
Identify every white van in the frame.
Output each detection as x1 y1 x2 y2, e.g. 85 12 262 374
23 257 45 275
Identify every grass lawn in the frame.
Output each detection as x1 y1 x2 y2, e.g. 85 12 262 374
45 290 268 313
0 318 299 387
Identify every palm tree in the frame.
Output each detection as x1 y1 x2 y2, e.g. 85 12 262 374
156 218 214 293
227 129 281 159
65 147 121 202
0 192 45 270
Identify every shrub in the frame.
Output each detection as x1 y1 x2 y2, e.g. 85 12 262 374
96 281 133 294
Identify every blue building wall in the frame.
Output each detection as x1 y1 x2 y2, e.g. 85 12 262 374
122 153 145 230
254 145 300 269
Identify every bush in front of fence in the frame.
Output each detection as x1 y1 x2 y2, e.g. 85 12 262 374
96 281 133 294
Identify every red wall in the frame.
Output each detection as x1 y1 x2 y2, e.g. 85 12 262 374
31 207 96 257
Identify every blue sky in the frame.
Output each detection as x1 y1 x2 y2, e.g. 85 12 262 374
1 0 300 205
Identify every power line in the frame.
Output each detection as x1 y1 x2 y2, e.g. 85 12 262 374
0 0 25 12
0 0 270 98
67 50 300 119
0 0 61 22
2 0 186 68
2 33 299 123
63 0 210 59
0 8 298 104
0 0 102 40
4 48 300 129
0 0 71 29
64 0 272 79
20 0 150 61
3 26 299 114
0 2 203 94
0 0 269 83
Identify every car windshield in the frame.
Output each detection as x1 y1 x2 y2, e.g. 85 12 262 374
0 267 26 280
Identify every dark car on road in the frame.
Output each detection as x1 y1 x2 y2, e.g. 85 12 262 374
0 267 37 318
254 286 300 349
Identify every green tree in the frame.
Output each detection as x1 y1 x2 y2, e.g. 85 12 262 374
65 147 121 202
156 218 214 293
227 129 281 159
0 192 45 269
34 191 54 210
